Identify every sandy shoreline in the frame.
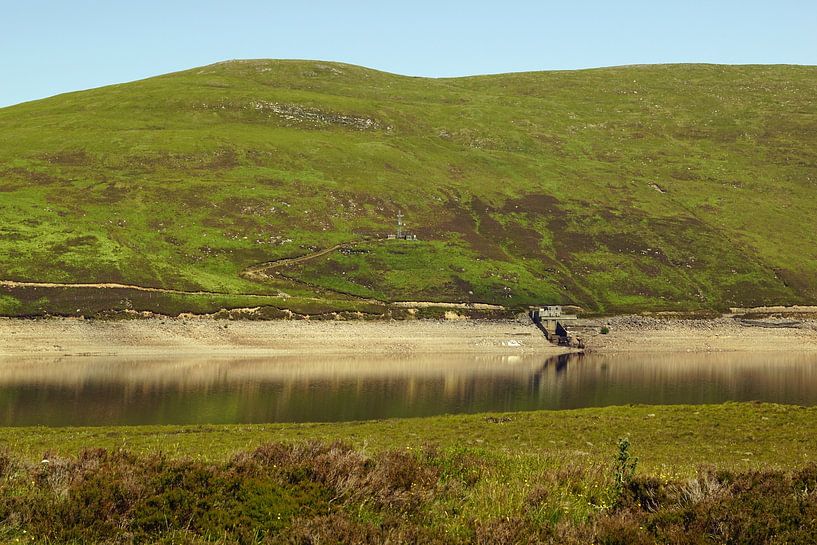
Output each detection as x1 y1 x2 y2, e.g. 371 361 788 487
0 317 569 357
1 315 817 357
577 315 817 353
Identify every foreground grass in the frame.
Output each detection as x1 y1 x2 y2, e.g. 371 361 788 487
0 404 816 544
2 404 813 475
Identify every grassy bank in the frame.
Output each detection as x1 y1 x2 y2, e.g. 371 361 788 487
4 403 814 472
0 404 815 543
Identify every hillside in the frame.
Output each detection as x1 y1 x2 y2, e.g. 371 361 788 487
0 60 815 317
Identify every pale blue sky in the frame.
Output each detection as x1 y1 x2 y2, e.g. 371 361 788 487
1 0 815 107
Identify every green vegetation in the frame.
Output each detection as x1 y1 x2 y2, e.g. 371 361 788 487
0 285 383 319
1 60 816 315
281 239 562 306
3 404 815 471
1 403 816 543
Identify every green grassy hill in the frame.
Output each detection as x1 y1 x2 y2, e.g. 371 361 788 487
1 60 815 316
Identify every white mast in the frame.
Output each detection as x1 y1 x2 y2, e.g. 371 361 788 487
397 210 404 238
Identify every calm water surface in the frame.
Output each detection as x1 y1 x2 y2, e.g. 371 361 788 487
1 352 816 426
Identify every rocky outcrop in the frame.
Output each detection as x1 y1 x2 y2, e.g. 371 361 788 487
198 100 390 131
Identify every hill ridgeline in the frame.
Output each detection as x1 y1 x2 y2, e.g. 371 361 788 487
0 60 815 317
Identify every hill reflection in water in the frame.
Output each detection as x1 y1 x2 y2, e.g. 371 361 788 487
0 352 816 426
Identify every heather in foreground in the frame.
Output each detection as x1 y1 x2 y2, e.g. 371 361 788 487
1 442 816 544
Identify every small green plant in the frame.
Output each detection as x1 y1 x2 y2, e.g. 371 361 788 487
613 438 638 501
601 326 610 335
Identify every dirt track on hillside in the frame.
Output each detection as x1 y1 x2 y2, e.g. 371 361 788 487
241 242 352 281
1 238 511 313
0 280 288 298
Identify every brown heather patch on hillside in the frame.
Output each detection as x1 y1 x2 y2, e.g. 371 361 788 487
41 149 92 166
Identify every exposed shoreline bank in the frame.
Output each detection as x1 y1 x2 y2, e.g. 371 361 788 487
0 317 570 357
578 314 817 352
2 313 817 357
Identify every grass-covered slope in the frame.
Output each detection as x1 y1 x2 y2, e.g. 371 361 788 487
1 60 815 315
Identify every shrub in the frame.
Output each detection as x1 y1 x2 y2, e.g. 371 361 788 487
613 438 638 505
594 513 653 545
644 467 817 545
625 475 668 513
2 443 817 544
472 516 553 545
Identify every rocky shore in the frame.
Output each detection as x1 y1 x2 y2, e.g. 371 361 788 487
575 314 817 352
1 312 817 358
0 317 568 358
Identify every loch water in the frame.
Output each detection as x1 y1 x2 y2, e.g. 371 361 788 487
1 352 816 426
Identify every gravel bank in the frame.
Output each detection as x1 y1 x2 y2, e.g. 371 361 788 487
577 315 817 352
0 317 569 357
2 314 816 358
